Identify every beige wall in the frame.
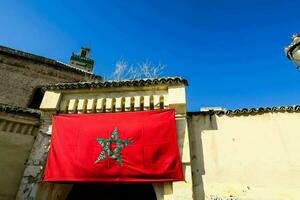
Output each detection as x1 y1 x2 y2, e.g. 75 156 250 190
0 132 35 200
0 112 39 199
188 112 300 200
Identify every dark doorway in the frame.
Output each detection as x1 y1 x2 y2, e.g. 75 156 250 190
66 183 157 200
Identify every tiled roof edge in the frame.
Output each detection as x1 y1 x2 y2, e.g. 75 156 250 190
0 45 102 79
41 76 188 91
188 105 300 116
0 103 41 118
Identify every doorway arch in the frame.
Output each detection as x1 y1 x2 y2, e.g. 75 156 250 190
66 183 157 200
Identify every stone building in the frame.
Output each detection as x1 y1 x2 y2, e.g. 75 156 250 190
0 45 101 108
1 45 300 200
0 45 101 200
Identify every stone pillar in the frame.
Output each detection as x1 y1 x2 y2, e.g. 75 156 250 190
16 92 63 200
16 111 53 199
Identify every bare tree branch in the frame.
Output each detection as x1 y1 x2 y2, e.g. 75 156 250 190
112 60 127 80
149 63 165 78
128 66 141 79
111 59 165 80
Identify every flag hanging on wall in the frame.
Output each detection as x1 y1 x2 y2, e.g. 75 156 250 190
43 109 183 183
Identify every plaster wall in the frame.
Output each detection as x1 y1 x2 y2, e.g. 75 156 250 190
0 132 34 200
188 112 300 200
0 112 39 199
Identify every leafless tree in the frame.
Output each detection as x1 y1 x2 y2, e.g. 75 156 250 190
138 60 164 78
112 60 128 80
127 66 141 79
111 59 165 80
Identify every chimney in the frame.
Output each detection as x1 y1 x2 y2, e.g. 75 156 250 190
69 47 94 72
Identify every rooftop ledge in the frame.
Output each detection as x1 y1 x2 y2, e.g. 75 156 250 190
41 77 188 92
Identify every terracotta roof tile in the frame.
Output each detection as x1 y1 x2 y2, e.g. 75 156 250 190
189 105 300 116
42 76 188 91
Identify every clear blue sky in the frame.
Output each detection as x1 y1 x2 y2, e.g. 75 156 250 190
1 0 299 111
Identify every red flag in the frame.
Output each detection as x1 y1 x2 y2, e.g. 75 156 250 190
43 109 183 183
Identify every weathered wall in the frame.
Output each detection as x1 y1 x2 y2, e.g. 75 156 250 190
0 53 100 108
0 111 39 200
188 112 300 200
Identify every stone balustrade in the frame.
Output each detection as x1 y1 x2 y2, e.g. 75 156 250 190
60 93 167 114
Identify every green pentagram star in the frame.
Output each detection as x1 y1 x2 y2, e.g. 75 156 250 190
95 128 131 165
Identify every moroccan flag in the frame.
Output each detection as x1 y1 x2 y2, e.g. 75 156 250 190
43 109 183 182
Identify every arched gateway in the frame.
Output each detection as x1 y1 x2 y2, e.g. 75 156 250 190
66 184 157 200
16 77 193 200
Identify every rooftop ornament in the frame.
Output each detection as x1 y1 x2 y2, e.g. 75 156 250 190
285 34 300 69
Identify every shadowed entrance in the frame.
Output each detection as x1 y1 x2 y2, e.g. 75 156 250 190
66 183 157 200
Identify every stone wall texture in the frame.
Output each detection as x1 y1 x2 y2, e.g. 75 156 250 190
0 53 100 108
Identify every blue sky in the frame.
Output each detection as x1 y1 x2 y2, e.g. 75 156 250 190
1 0 299 111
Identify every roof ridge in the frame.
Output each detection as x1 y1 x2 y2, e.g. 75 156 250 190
192 104 300 116
42 76 188 91
0 103 41 117
0 45 101 78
